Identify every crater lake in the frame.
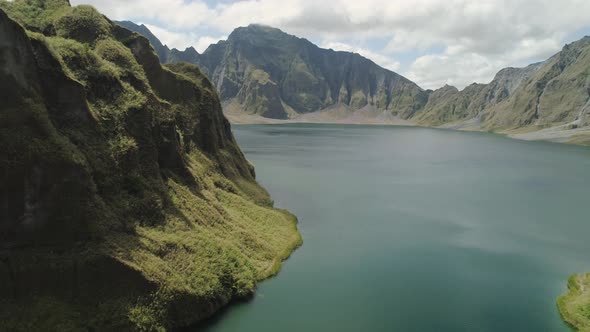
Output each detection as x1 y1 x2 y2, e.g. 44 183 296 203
200 124 590 332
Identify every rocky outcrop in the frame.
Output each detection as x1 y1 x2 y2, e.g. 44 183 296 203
413 64 543 127
412 84 485 126
236 68 287 118
0 2 300 330
116 20 170 62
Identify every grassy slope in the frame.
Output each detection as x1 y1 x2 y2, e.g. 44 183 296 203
412 84 486 126
478 38 590 144
0 1 301 331
558 274 590 331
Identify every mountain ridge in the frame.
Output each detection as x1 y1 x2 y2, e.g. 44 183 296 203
119 21 429 120
120 21 590 145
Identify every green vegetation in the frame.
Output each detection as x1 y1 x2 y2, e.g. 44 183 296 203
413 84 485 126
164 62 212 90
0 1 301 330
95 38 148 81
0 0 70 32
482 43 586 130
54 5 111 43
236 68 287 118
45 36 120 84
349 90 368 110
558 274 590 331
117 20 171 63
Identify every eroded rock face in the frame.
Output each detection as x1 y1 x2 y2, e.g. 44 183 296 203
121 22 428 119
480 37 590 129
117 20 170 62
236 69 287 118
0 12 37 89
412 64 545 127
204 25 428 119
0 9 95 247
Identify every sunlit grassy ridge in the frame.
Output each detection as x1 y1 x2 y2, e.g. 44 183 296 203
0 1 301 330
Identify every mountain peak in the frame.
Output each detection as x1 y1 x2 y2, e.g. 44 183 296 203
116 20 170 61
229 24 285 37
227 24 301 45
120 20 425 119
563 35 590 52
245 23 284 32
247 23 277 29
440 84 459 92
185 46 198 53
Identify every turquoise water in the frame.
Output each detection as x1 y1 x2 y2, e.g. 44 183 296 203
202 124 590 332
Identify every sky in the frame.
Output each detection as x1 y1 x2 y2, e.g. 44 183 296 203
70 0 590 90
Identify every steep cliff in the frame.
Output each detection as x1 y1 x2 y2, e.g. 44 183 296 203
482 37 590 131
116 20 170 63
120 22 428 120
412 84 486 126
413 63 543 127
414 38 590 144
205 25 428 119
0 1 301 330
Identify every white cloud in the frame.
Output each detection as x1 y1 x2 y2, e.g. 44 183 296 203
194 36 225 53
405 36 563 90
322 41 400 72
142 24 224 53
71 0 213 29
71 0 590 89
406 53 498 90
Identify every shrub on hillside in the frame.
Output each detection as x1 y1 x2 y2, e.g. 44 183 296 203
54 5 110 43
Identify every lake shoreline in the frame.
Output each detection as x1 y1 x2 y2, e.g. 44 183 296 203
203 123 590 332
225 112 590 147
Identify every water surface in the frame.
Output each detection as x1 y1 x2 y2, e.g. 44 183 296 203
203 124 590 332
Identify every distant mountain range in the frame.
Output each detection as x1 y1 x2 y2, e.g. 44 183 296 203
117 21 427 120
118 21 590 145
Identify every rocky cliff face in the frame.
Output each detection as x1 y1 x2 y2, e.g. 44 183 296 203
116 20 170 62
0 1 300 330
412 39 590 140
412 84 486 126
121 22 428 120
413 63 543 127
482 37 590 130
202 25 429 119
